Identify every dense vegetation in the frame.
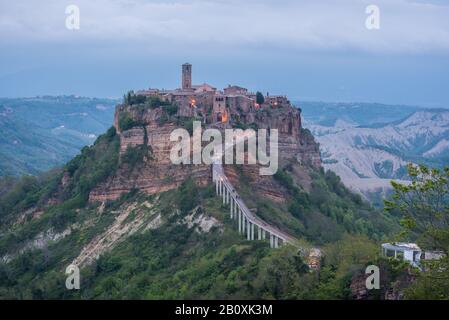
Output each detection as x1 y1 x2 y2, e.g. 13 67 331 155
0 128 395 300
64 127 120 206
0 142 443 300
0 127 120 257
259 165 397 244
0 176 387 299
385 164 449 299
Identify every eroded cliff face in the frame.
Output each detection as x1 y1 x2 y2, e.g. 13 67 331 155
238 107 321 168
298 129 321 168
224 164 288 203
89 102 321 202
89 105 211 202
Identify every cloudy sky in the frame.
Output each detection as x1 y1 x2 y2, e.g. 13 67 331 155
1 0 449 106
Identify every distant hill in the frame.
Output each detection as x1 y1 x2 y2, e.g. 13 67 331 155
0 96 117 176
299 101 449 206
297 101 421 127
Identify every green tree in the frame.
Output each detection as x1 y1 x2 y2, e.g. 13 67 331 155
385 164 449 252
256 91 265 105
385 163 449 299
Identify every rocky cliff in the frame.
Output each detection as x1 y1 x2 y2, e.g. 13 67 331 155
226 103 319 167
88 100 321 202
224 163 288 203
89 105 211 202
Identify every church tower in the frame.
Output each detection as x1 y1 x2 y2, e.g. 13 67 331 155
182 63 192 90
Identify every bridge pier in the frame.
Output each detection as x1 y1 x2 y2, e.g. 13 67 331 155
251 223 255 240
243 213 246 234
238 209 242 233
222 183 226 204
247 220 251 240
258 227 262 240
230 198 233 219
269 234 280 248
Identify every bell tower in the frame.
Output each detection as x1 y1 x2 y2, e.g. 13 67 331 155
182 63 192 90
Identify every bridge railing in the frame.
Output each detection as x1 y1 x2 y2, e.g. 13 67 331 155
212 161 296 246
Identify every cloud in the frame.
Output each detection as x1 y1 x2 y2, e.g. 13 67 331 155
1 0 449 54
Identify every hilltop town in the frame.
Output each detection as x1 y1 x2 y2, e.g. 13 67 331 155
135 63 292 125
95 63 320 203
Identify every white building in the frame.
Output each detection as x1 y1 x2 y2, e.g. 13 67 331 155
381 242 422 268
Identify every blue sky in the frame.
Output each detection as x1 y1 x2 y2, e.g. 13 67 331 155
1 0 449 107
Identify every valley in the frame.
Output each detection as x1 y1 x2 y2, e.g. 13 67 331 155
0 96 117 176
300 102 449 205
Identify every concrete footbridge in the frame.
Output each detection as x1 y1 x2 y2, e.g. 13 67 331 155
212 160 297 248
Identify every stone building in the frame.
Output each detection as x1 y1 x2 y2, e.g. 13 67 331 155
382 242 422 268
182 63 192 90
193 83 216 93
135 63 294 125
265 95 290 108
224 85 248 95
213 94 227 122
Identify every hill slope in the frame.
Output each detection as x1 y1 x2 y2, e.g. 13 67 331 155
0 96 116 176
0 96 398 299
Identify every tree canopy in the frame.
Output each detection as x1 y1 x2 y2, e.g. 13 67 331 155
256 92 265 105
385 163 449 299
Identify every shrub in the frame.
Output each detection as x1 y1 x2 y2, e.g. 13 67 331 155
118 112 143 131
177 178 200 215
121 145 148 169
256 91 265 105
163 104 178 116
63 129 120 207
